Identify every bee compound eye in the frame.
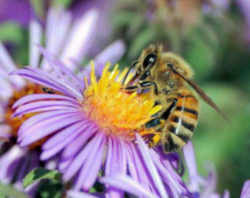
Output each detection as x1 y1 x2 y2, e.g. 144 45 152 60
143 53 157 68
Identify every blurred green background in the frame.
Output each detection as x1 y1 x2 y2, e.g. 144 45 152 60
1 0 250 197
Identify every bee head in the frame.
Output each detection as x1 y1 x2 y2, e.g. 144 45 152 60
135 44 163 81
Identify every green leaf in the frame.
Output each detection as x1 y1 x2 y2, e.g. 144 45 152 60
23 168 61 188
35 180 64 198
0 23 23 43
30 0 45 19
0 183 28 198
53 0 73 8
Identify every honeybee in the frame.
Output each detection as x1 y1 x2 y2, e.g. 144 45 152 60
123 44 226 152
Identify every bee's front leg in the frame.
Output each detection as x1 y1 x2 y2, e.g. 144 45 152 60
124 85 139 93
124 81 159 95
139 81 159 95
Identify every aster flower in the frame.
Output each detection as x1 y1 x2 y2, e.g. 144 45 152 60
0 4 124 195
12 49 197 197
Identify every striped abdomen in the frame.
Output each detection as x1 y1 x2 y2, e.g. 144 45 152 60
162 89 199 152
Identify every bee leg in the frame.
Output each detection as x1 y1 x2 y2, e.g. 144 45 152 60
139 81 159 95
160 98 177 120
145 118 162 128
122 61 139 85
124 85 139 92
148 133 161 147
162 133 182 153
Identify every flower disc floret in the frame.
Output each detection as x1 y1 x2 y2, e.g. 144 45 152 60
82 62 161 141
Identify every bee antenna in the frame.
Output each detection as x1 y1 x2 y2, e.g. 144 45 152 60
170 66 229 121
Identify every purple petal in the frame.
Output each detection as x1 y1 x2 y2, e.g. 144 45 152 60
0 66 9 78
13 94 77 109
27 151 40 171
100 175 157 198
18 110 78 138
104 138 125 198
41 123 90 160
67 190 100 198
240 180 250 198
75 134 105 190
0 43 17 71
19 112 84 146
12 67 83 100
60 9 99 70
136 134 167 198
129 143 154 193
126 143 140 181
183 141 200 191
13 100 80 117
63 132 104 182
150 150 185 197
42 121 89 150
58 158 72 172
81 40 125 77
29 20 42 68
15 154 30 182
0 43 25 87
223 190 230 198
0 146 26 183
61 125 97 159
42 7 72 72
0 125 11 141
38 46 84 92
202 163 217 197
0 77 13 100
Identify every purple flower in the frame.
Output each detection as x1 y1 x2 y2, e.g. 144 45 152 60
12 49 194 197
0 4 124 195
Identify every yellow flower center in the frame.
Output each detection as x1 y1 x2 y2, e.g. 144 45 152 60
82 62 162 143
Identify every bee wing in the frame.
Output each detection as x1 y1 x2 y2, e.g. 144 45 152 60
172 68 229 121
